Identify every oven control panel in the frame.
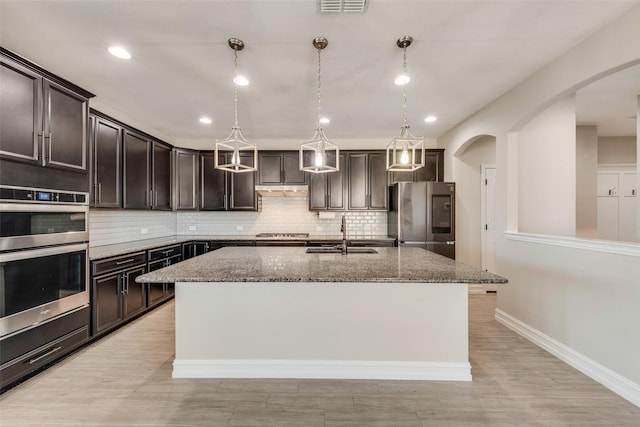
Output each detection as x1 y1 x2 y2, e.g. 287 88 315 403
0 186 87 204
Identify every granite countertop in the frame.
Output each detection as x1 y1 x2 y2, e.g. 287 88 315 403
136 246 508 284
89 235 394 260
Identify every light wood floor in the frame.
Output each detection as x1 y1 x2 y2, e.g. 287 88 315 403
1 294 639 426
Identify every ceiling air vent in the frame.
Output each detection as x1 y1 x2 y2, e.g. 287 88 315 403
320 0 368 13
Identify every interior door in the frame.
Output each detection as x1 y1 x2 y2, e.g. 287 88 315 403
482 166 497 291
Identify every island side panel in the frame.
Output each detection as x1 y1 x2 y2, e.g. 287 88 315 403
173 281 470 381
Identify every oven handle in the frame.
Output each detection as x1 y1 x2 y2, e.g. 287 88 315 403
0 203 89 213
0 243 88 263
29 346 63 365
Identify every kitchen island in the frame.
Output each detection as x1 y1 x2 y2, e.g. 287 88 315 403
136 246 507 381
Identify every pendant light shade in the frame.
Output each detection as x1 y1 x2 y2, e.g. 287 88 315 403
386 35 424 172
215 38 257 173
300 37 339 173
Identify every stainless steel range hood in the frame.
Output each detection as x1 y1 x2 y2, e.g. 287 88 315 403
255 185 309 197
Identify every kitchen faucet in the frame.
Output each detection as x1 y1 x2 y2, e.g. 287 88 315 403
340 214 347 254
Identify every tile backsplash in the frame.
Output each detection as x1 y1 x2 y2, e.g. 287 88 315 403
89 209 176 247
90 196 387 247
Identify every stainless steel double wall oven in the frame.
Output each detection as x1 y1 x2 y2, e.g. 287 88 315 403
0 185 90 388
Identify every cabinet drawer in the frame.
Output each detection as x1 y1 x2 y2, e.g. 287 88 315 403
0 306 89 365
1 325 89 388
148 254 181 272
148 244 181 262
92 252 146 276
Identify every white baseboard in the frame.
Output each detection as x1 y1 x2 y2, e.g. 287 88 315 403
495 308 640 408
173 359 472 382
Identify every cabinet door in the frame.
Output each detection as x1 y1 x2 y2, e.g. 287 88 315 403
415 150 444 182
174 149 198 210
258 153 283 184
152 142 172 210
327 153 347 210
229 153 257 210
93 273 122 335
309 173 328 210
123 130 151 209
200 152 227 210
348 153 368 210
122 266 147 319
182 242 209 259
92 117 121 207
368 152 388 210
0 58 42 164
283 152 307 184
43 81 89 172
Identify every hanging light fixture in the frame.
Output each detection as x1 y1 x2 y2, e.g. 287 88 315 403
215 38 257 173
299 37 339 173
386 35 424 172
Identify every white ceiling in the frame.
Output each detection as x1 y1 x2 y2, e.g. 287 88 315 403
1 0 638 150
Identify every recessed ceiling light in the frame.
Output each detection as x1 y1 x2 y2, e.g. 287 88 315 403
233 75 249 86
424 115 437 123
394 74 410 85
108 46 131 60
199 117 212 124
319 116 330 125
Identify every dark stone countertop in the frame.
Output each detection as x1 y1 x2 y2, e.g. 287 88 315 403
135 246 508 284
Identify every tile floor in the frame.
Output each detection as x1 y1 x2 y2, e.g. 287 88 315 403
1 294 639 426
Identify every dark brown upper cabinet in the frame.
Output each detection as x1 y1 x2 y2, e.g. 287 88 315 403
308 152 347 211
91 114 122 208
200 151 257 211
347 151 388 211
122 129 172 210
0 48 93 192
257 151 307 185
174 148 199 210
388 149 445 184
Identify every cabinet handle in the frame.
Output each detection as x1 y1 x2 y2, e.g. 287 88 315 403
149 190 153 207
124 272 130 294
115 258 136 265
29 346 62 365
608 187 616 196
46 132 53 163
97 183 102 204
39 132 46 167
633 189 637 196
154 191 158 207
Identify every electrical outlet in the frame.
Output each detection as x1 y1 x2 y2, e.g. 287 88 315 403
236 225 244 231
141 228 148 234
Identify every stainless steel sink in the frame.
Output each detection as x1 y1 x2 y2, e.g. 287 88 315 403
305 247 378 254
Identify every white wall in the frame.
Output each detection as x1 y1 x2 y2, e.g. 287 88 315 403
518 96 576 236
437 4 640 406
576 125 598 238
453 136 496 268
598 136 637 164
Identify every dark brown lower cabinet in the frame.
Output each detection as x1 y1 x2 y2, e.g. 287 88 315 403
146 244 181 308
91 253 147 337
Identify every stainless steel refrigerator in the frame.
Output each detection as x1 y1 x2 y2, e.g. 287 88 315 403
388 181 456 259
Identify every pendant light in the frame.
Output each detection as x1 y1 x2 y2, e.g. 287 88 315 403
215 38 257 173
299 37 339 173
386 35 424 172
